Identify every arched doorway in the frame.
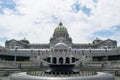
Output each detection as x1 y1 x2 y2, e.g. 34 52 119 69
59 57 63 64
52 57 57 64
66 57 70 64
72 57 76 63
47 57 51 63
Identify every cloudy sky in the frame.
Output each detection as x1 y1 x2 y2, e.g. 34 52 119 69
0 0 120 46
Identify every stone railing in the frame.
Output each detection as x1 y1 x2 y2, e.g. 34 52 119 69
9 71 114 80
27 70 96 77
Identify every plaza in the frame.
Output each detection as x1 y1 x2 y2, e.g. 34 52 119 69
0 22 120 80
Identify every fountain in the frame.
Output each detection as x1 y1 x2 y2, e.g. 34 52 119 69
9 41 114 80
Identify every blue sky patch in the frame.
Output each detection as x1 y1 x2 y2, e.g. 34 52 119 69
72 0 92 16
111 25 120 31
93 30 113 37
0 0 17 14
82 5 92 16
91 25 120 38
0 37 8 42
72 0 81 13
93 0 99 3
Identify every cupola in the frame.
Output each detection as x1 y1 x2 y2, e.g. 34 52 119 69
20 38 30 45
92 37 102 44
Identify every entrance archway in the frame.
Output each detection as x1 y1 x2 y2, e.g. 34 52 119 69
66 57 70 64
59 57 63 64
72 57 76 63
52 57 57 64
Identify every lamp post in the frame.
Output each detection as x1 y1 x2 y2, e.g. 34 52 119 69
104 46 108 68
30 48 33 61
82 50 85 58
104 46 108 61
14 46 17 68
81 50 85 67
89 48 92 62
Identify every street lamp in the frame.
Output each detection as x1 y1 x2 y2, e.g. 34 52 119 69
30 47 33 61
82 50 85 58
104 46 108 68
14 46 18 67
89 47 92 62
104 46 108 61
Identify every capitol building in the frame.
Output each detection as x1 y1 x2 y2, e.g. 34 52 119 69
0 22 120 67
0 22 119 80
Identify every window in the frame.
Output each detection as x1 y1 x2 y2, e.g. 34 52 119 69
11 47 14 49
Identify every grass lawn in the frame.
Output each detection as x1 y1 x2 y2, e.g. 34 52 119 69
0 77 9 80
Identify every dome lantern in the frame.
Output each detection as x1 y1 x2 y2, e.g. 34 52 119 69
59 22 63 26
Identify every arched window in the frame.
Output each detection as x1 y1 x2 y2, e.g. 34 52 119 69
72 57 76 63
59 57 63 64
66 57 70 64
47 57 51 63
52 57 57 64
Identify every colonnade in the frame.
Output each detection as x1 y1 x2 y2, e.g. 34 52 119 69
46 57 77 64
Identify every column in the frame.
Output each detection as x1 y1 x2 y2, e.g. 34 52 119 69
63 57 66 64
57 58 59 64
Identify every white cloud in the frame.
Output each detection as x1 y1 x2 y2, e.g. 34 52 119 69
0 0 120 46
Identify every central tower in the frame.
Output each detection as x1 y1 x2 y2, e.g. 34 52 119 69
50 22 72 47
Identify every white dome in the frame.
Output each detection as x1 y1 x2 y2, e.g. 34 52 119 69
54 42 68 49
